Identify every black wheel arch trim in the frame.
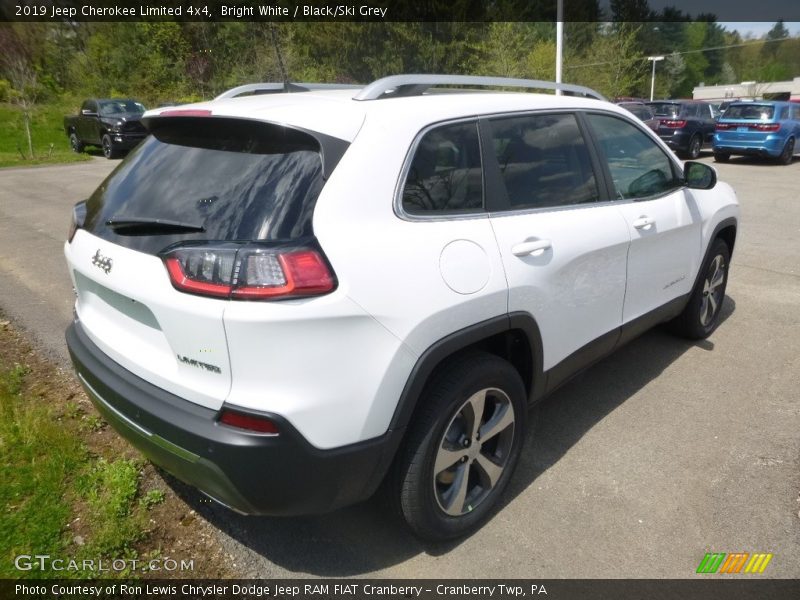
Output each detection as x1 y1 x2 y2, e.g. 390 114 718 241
387 312 545 433
694 217 737 291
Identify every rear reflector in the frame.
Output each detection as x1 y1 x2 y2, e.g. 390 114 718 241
716 122 781 132
219 409 279 435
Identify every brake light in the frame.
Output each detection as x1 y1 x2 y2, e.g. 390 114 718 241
219 409 279 435
159 109 212 117
715 123 735 131
231 250 334 299
751 123 780 132
162 245 335 300
661 119 687 128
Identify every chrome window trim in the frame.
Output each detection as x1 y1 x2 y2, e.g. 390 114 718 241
393 107 687 223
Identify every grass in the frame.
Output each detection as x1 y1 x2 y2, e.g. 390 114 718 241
0 101 93 168
0 362 160 579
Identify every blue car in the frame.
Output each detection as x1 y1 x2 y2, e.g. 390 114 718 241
713 101 800 165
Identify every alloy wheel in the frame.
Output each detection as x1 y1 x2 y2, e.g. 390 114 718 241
433 387 515 516
700 254 726 327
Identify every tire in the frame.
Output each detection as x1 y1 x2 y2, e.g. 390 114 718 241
713 152 730 163
778 137 794 165
391 352 527 541
686 134 702 160
69 132 84 154
670 238 731 339
101 134 120 159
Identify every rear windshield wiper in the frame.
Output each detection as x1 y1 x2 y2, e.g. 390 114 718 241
106 217 205 235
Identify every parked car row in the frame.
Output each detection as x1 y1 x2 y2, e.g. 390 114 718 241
616 98 798 165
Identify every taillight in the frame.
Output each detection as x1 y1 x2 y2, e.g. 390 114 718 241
67 200 87 242
219 408 279 435
162 244 335 301
715 122 781 132
661 119 687 128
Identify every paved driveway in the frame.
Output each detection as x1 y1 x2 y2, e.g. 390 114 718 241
0 154 797 578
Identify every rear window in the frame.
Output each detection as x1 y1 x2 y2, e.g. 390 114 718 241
83 118 328 255
723 104 776 120
648 103 680 118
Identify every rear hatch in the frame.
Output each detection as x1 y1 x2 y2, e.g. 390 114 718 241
648 102 686 136
66 116 342 409
716 103 781 142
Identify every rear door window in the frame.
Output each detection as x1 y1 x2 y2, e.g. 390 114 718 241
488 113 600 210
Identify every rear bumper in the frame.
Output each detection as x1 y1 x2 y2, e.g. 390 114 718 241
66 319 403 516
658 130 692 152
712 134 785 157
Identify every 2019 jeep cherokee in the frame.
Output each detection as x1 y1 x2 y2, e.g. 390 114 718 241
64 75 739 541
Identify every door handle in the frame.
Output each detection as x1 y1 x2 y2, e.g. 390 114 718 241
512 239 552 257
633 216 655 230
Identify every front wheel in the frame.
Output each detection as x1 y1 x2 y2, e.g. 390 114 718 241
101 134 121 159
391 352 527 541
670 238 731 339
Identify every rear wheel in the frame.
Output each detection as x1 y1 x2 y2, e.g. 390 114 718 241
713 152 730 163
670 238 730 339
778 137 794 165
69 132 84 154
391 352 527 541
686 134 702 159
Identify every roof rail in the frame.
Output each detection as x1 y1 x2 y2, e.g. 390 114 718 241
352 74 606 102
215 82 362 101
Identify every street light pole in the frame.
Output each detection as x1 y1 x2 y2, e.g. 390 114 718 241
648 56 665 101
555 0 563 95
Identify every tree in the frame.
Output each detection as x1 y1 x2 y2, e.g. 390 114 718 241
566 23 646 99
0 26 41 158
761 20 790 62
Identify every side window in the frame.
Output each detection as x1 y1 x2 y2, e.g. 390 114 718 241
683 104 698 118
81 100 91 113
401 122 483 215
489 113 599 210
586 113 683 201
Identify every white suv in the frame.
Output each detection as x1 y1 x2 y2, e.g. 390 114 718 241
65 75 739 541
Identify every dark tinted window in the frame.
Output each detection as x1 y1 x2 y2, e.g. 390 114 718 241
649 102 680 117
723 104 776 120
84 118 327 255
490 113 599 210
402 122 483 214
587 113 682 200
98 100 146 115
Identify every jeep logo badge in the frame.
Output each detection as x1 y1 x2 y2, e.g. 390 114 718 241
91 249 113 274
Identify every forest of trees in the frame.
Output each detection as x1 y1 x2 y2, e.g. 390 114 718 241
1 4 798 110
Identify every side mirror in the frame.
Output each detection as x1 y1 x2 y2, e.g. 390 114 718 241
684 161 717 190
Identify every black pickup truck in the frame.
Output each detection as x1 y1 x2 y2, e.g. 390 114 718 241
64 99 148 159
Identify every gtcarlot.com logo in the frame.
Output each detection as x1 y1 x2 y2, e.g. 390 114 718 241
697 552 773 574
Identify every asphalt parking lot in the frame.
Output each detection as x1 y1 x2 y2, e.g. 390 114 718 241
0 153 797 578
